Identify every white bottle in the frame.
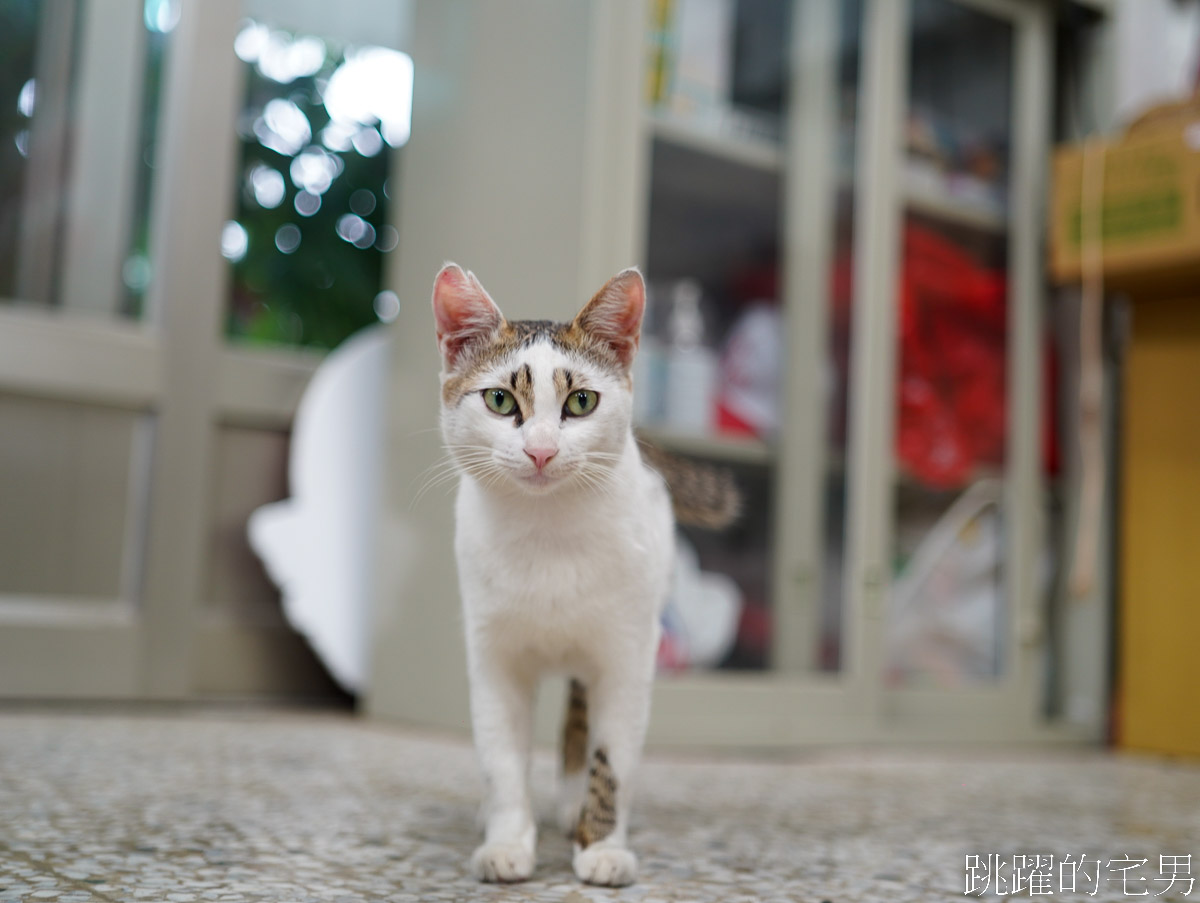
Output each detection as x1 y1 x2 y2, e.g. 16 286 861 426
631 284 666 425
664 279 718 434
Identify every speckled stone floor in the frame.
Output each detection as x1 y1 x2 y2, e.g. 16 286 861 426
0 710 1197 903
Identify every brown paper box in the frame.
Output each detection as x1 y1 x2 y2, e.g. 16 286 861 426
1050 100 1200 296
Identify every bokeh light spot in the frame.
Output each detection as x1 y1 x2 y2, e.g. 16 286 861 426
256 32 326 84
17 79 35 118
144 0 180 34
349 189 376 217
374 290 400 323
248 164 286 208
122 254 152 292
323 46 413 149
335 213 367 245
234 20 270 63
255 98 311 157
351 126 383 158
353 222 376 249
289 146 342 194
294 190 321 216
375 224 399 253
221 221 249 262
320 122 356 153
275 223 302 254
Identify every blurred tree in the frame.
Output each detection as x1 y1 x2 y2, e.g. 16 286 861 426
224 30 398 350
0 0 39 300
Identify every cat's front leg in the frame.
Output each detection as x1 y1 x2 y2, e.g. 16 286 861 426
467 652 538 883
571 664 653 887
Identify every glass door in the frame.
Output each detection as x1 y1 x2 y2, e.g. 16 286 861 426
638 0 869 686
877 0 1056 737
633 0 887 748
639 0 789 674
889 0 1015 688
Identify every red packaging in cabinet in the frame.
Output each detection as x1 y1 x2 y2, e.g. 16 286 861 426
896 225 1008 489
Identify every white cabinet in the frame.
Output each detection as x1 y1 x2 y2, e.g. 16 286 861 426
371 0 1111 747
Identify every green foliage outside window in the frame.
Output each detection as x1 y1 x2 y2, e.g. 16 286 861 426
225 29 401 350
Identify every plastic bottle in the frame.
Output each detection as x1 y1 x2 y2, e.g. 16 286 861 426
663 279 718 434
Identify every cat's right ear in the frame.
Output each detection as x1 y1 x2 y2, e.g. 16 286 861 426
432 263 505 370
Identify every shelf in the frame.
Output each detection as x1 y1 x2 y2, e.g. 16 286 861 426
903 182 1008 234
645 109 783 174
636 425 775 466
902 158 1008 233
648 115 1006 234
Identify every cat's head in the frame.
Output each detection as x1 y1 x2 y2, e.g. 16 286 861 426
432 263 644 496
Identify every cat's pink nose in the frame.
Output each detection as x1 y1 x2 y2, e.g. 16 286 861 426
524 447 557 471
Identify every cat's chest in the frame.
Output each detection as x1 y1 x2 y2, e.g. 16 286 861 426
455 484 667 615
470 510 645 593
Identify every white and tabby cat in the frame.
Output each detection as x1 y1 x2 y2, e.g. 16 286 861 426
431 263 736 887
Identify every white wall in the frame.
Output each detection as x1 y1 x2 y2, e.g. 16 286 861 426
1113 0 1199 124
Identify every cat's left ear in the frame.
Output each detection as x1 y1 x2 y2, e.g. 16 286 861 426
574 267 645 369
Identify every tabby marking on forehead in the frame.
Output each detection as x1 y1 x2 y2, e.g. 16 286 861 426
553 367 574 396
509 362 533 425
440 317 626 406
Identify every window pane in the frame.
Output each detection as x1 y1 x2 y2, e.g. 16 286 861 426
0 0 165 320
223 4 412 349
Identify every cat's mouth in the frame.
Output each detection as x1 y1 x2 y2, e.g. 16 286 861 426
512 460 577 492
518 468 558 490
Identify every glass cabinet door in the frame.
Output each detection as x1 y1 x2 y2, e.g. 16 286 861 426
362 0 1083 749
640 0 790 674
637 0 865 681
888 0 1016 687
870 0 1059 743
622 0 1061 744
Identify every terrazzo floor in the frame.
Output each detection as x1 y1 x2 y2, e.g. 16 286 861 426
1 709 1197 903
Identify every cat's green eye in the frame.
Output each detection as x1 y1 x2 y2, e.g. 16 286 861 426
564 389 599 417
483 388 517 415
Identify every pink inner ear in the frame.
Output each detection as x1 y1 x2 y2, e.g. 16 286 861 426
609 276 645 335
431 264 503 366
432 266 474 336
578 268 645 367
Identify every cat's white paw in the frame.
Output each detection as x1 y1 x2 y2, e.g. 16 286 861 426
573 844 638 887
471 842 535 883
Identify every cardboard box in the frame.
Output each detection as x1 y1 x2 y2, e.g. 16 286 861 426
1050 98 1200 294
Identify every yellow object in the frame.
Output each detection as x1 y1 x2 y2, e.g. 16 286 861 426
645 0 674 106
1051 98 1200 293
1120 294 1200 758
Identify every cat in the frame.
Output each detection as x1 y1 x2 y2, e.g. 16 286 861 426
431 263 737 887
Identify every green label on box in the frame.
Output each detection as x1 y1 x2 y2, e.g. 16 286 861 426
1068 191 1182 247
